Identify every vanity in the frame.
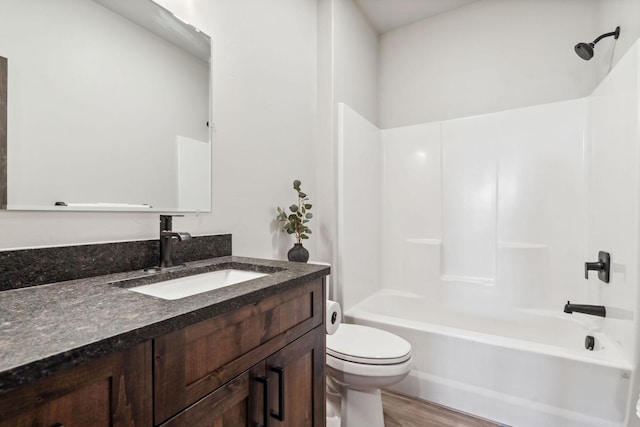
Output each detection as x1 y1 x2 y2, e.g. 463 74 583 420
0 238 329 426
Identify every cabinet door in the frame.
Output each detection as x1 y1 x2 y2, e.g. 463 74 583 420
266 326 325 427
159 362 268 427
0 341 152 427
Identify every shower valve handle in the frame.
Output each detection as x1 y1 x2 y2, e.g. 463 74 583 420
584 251 610 283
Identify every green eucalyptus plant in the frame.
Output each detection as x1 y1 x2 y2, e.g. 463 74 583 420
277 180 313 244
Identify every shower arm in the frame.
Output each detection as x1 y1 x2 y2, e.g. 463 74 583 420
591 27 620 46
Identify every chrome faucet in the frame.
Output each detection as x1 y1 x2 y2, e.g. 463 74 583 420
159 215 192 268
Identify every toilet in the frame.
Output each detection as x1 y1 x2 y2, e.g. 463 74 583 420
326 323 412 427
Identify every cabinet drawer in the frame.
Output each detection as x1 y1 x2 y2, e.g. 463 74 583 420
154 278 323 424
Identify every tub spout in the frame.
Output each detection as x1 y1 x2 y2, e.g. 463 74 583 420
564 301 606 317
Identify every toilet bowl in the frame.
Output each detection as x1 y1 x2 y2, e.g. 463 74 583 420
326 323 412 427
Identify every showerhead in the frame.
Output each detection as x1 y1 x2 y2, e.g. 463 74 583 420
574 26 620 61
574 42 594 60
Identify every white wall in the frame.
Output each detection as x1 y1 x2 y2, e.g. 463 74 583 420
594 0 640 83
333 0 378 126
378 0 599 128
315 0 337 273
0 0 318 262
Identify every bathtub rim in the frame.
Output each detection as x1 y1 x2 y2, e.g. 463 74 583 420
345 289 633 371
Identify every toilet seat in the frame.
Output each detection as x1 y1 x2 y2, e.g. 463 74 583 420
327 353 413 377
327 324 411 365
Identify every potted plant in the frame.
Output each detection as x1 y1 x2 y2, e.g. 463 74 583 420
276 180 313 262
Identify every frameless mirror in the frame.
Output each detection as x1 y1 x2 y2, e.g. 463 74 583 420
0 0 211 212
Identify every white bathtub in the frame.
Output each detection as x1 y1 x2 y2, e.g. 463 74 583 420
345 290 634 427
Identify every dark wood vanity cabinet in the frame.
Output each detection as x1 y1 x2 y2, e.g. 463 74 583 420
0 277 325 427
0 341 153 427
155 278 326 427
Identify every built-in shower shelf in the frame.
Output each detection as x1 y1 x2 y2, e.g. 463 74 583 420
440 274 495 286
405 238 442 245
498 241 548 249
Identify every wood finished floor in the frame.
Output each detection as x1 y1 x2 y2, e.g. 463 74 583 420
382 390 505 427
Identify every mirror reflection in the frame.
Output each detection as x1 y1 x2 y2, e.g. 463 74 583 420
0 0 212 212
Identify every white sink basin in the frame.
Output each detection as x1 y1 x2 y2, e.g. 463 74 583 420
128 269 268 300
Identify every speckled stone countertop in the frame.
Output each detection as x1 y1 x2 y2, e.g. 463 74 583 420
0 256 330 394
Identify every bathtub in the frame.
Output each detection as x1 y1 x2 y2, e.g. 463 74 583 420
345 289 634 427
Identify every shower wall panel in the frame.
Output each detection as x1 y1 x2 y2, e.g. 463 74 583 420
587 44 640 363
337 103 382 311
497 100 587 309
441 116 498 282
381 99 588 308
381 122 441 292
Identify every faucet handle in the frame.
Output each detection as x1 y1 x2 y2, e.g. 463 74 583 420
584 251 610 283
584 262 603 279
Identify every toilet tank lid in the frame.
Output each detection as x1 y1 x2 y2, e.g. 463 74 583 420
326 324 411 362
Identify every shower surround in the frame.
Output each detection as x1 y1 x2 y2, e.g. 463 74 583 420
337 42 640 426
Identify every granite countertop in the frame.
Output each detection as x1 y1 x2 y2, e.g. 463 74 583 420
0 256 330 394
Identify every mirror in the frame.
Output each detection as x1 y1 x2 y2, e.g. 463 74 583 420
0 0 212 212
